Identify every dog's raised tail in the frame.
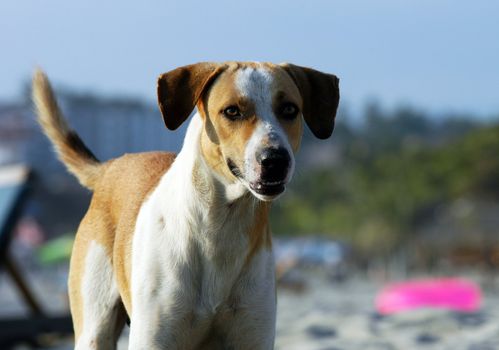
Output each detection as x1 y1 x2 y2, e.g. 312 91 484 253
32 69 101 190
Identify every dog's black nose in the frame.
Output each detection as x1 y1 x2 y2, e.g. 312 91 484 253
257 147 291 183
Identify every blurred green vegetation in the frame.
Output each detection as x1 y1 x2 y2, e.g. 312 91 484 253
271 104 499 254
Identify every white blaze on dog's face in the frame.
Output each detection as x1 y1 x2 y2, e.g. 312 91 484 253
199 63 303 201
157 61 339 202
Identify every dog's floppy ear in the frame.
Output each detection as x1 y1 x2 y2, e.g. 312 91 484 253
157 62 225 130
281 63 340 139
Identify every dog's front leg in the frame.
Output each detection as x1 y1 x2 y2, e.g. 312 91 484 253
221 294 276 350
217 252 277 350
128 224 208 349
127 282 209 350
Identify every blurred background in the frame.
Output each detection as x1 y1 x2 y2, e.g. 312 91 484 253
1 0 498 349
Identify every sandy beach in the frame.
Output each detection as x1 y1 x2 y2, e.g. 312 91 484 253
2 265 499 350
276 271 499 350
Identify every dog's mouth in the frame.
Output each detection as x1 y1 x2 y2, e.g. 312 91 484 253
227 158 286 198
249 181 286 196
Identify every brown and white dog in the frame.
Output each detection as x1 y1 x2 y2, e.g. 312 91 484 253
32 62 339 350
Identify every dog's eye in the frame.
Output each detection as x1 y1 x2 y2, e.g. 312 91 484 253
223 106 242 120
280 103 299 120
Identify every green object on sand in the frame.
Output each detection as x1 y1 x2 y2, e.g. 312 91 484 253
38 234 74 265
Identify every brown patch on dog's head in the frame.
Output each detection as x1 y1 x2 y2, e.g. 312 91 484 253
199 62 263 182
197 63 305 187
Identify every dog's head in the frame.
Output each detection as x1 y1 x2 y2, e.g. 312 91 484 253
157 62 339 201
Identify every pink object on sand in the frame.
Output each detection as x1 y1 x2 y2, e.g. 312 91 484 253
375 278 482 315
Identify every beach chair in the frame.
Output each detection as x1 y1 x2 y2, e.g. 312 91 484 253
0 165 72 348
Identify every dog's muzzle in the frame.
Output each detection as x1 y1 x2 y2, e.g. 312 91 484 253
250 147 291 196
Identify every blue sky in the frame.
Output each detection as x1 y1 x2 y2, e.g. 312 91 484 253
1 0 498 119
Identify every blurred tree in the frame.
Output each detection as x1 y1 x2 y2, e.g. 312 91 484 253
272 105 499 256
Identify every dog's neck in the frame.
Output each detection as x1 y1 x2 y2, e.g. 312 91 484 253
177 112 251 206
155 113 268 262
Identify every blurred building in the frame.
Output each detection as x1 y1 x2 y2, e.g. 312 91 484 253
0 103 33 165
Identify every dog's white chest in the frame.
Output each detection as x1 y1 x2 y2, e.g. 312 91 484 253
130 181 254 315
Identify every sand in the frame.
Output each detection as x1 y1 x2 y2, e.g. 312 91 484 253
2 265 499 350
275 272 499 350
